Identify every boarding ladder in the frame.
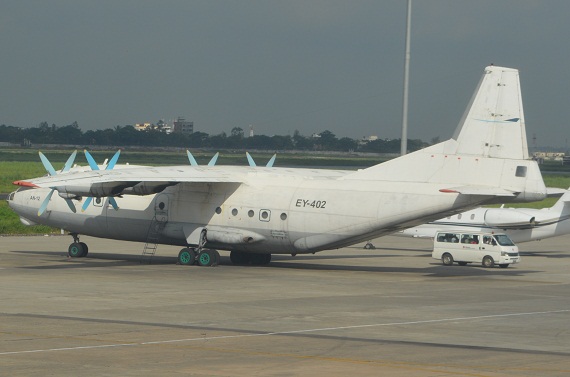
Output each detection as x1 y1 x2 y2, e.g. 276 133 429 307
140 211 168 264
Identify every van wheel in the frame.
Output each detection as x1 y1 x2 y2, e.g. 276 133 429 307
442 253 454 266
499 264 509 268
458 262 467 266
482 256 495 268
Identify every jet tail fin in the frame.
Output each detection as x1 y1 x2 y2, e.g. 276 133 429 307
549 187 570 213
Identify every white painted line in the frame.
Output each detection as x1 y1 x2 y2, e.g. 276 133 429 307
1 309 568 356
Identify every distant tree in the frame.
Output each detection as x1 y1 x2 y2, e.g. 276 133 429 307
292 130 313 150
336 137 358 152
430 136 440 145
231 127 244 138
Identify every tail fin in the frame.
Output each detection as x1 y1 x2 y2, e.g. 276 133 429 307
549 187 570 214
452 65 528 159
344 65 546 203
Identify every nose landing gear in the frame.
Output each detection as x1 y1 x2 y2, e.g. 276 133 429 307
68 233 88 258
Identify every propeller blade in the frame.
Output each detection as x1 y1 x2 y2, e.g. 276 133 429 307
81 196 93 212
39 152 57 176
38 189 55 216
246 152 256 167
187 150 198 166
61 150 78 172
84 150 100 171
266 154 276 168
207 152 219 166
64 198 77 213
106 150 121 170
108 197 119 211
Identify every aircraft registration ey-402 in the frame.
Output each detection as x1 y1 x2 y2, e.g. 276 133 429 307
295 199 327 209
7 66 547 267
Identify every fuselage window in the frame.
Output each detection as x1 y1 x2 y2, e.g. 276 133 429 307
232 208 238 216
470 214 475 220
457 214 462 220
280 213 287 220
215 207 222 214
260 210 271 222
248 210 254 217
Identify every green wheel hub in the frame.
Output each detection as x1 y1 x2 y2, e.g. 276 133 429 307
68 243 84 257
180 251 191 264
199 253 211 265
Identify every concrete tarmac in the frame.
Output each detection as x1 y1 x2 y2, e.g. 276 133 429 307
1 234 569 376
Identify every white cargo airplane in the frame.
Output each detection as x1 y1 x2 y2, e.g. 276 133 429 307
7 66 547 266
396 188 570 243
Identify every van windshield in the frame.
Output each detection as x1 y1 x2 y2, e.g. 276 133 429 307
494 234 515 246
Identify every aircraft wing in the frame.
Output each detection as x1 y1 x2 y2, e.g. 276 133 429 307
14 165 348 197
14 165 247 197
439 185 517 197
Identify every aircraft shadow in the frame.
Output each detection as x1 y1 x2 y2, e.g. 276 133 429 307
11 249 541 276
11 250 177 269
520 251 570 259
264 260 540 277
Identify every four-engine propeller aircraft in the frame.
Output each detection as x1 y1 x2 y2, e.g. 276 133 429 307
7 66 548 266
397 188 570 243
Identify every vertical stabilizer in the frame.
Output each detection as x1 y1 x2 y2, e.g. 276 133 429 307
549 188 570 214
452 66 528 159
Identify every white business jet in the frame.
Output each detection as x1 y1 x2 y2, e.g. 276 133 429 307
7 66 547 266
397 188 570 243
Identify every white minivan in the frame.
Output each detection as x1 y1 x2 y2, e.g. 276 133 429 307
432 231 520 268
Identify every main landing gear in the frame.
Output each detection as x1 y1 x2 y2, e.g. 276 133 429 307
177 247 220 267
176 249 272 267
68 233 88 258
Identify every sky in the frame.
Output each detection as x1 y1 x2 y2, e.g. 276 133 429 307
1 0 569 149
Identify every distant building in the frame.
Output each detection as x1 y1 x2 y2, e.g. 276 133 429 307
173 117 193 134
156 119 173 134
533 151 565 162
358 135 379 145
134 123 153 132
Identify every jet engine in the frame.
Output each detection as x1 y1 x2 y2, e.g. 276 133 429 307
483 208 536 228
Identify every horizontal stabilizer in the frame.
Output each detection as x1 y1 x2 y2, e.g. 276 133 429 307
546 187 567 197
440 186 516 197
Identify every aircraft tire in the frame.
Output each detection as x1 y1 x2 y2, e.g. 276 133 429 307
442 253 454 266
197 249 219 267
482 256 495 268
230 251 250 265
178 248 196 266
79 242 89 257
250 253 271 266
68 242 87 258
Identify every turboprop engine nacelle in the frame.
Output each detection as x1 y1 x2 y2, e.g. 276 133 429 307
484 208 536 228
55 182 132 198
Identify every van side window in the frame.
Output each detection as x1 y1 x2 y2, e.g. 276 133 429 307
437 233 459 243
